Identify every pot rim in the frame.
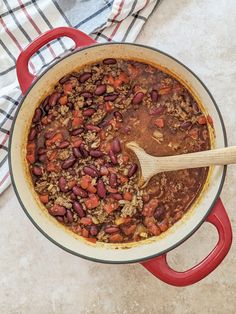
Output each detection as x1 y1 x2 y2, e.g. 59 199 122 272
9 42 227 264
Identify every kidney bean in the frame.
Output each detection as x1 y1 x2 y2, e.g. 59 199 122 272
71 128 84 136
40 95 49 108
83 108 96 116
67 102 74 110
112 138 121 154
97 179 106 198
35 124 42 133
151 90 158 102
37 148 47 155
73 201 85 218
44 130 56 139
98 119 110 128
28 128 37 141
39 154 47 163
32 166 42 176
103 58 117 65
81 92 92 98
59 140 70 148
58 176 68 192
105 227 119 234
123 126 131 133
109 149 117 164
100 166 109 176
149 105 165 116
79 143 88 158
154 206 165 220
49 92 60 106
49 204 66 216
66 210 73 223
113 111 123 121
90 225 98 236
89 150 103 158
128 163 138 177
56 216 64 222
33 108 42 123
61 156 76 169
85 124 101 133
59 74 71 84
142 194 150 203
109 173 118 188
72 185 88 198
79 72 92 83
192 102 200 113
110 193 122 200
104 94 118 101
181 121 192 130
132 92 144 105
72 147 82 158
70 193 77 200
83 166 99 178
94 84 106 96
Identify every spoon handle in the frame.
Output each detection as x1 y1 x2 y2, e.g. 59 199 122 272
157 146 236 172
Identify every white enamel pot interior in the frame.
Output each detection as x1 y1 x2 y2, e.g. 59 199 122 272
9 43 227 264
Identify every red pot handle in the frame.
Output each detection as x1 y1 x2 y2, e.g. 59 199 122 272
141 198 232 286
16 27 96 94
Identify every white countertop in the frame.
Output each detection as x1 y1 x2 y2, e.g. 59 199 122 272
1 0 236 313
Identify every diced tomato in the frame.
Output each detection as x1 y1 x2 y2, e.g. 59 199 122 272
197 115 207 125
154 118 164 128
122 154 129 164
80 175 92 189
72 110 84 129
148 223 161 236
46 162 59 172
46 133 63 146
106 186 118 194
142 198 159 217
59 95 68 105
158 220 168 232
86 237 97 243
159 87 172 95
71 137 82 148
99 130 106 141
119 175 128 183
63 82 73 94
104 101 113 112
189 128 199 140
123 191 133 201
122 224 137 236
81 228 89 238
80 217 93 225
104 200 119 214
113 72 128 89
48 150 58 161
67 180 77 189
39 194 49 204
87 184 97 194
84 194 100 209
26 142 36 164
109 233 123 243
41 116 49 125
207 115 214 127
107 75 115 86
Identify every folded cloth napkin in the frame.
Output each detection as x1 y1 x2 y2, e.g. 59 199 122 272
0 0 160 194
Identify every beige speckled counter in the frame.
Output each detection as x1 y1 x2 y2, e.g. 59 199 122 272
1 0 236 313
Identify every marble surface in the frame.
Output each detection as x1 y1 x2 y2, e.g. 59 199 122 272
1 0 236 313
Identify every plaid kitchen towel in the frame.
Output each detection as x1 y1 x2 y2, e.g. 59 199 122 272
0 0 160 194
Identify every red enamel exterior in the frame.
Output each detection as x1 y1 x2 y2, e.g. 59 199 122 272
15 27 232 286
141 198 232 286
16 27 96 94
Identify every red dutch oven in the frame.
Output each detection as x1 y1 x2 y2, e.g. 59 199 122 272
9 27 232 287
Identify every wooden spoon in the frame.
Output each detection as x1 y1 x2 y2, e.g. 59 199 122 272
126 141 236 187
